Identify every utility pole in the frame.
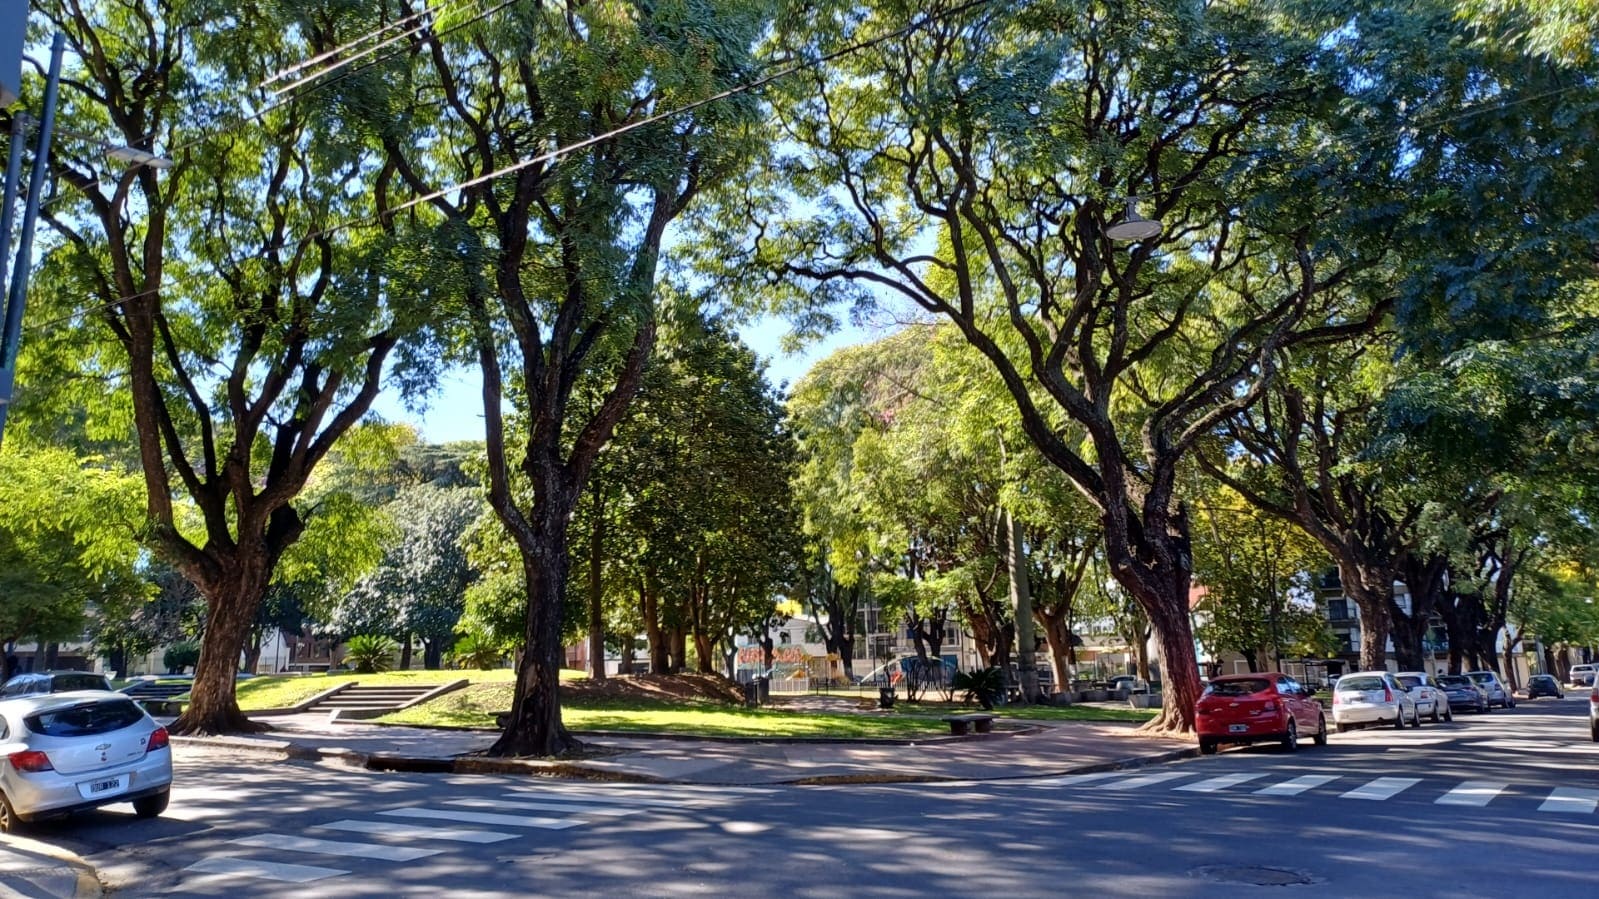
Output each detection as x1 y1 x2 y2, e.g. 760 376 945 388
0 32 64 452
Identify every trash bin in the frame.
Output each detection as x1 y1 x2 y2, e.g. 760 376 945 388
744 680 759 708
757 676 770 705
878 686 896 709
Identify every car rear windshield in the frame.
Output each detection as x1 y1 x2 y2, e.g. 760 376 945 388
1468 673 1493 684
1338 676 1385 692
50 674 109 692
1206 678 1270 696
1396 676 1422 689
1437 676 1472 687
25 699 145 737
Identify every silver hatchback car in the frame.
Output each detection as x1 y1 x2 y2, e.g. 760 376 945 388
0 691 172 833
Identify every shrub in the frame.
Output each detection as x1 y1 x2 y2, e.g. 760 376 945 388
162 641 200 674
952 666 1005 710
344 634 398 674
447 632 503 671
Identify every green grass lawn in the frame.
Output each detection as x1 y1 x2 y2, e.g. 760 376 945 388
159 668 584 711
377 685 952 738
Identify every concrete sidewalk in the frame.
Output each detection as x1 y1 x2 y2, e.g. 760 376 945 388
0 834 101 898
173 712 1196 785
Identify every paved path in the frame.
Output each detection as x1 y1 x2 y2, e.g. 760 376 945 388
183 712 1193 784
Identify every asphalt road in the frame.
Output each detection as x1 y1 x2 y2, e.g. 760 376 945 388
29 694 1599 897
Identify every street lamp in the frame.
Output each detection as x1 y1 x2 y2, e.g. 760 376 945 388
0 33 174 450
1105 197 1163 242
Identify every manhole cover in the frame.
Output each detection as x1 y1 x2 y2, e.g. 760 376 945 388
1192 865 1316 886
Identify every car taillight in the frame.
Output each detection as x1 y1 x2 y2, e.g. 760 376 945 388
1263 701 1277 712
146 726 170 753
1384 687 1393 702
8 750 54 773
1590 686 1598 703
1332 692 1342 705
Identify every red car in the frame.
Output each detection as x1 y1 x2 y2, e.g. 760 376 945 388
1196 673 1328 755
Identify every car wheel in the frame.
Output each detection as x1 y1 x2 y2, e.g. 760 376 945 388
1431 704 1441 723
1443 705 1453 723
1591 721 1599 744
1410 707 1422 728
1282 719 1299 752
1314 716 1328 746
0 790 23 835
1199 738 1218 755
1392 712 1406 730
133 788 170 820
1336 722 1349 734
1508 698 1516 709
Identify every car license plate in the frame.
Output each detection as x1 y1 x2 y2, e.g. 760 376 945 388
1228 724 1248 733
79 775 125 799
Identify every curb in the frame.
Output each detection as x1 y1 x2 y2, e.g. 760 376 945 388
1 833 103 898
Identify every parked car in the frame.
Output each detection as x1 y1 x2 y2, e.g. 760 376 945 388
1569 664 1597 688
0 672 113 699
1395 672 1452 723
1108 675 1148 694
1526 674 1563 699
1332 671 1420 731
0 691 172 833
1589 683 1598 742
1436 674 1491 713
1465 670 1516 708
1195 672 1327 755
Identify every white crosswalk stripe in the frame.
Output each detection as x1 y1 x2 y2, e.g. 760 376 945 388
453 797 633 817
1175 773 1268 793
1538 788 1599 814
1435 781 1508 808
184 856 347 883
316 819 519 844
1340 777 1421 801
1032 771 1125 787
1095 771 1191 790
230 833 443 861
379 806 584 829
1255 775 1340 797
500 788 723 808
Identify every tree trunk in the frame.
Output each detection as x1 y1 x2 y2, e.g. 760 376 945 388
424 640 443 670
670 627 688 673
693 628 716 674
1339 560 1394 673
643 580 667 675
172 559 273 735
399 633 413 671
1007 510 1041 704
588 481 606 682
491 491 579 758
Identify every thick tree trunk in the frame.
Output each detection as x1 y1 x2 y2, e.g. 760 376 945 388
491 493 579 758
424 640 443 670
1007 511 1041 704
643 580 667 674
172 559 272 735
1036 608 1073 692
399 634 413 671
1339 560 1394 673
693 628 716 674
670 627 688 673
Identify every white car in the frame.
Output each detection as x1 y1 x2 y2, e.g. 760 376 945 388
1570 664 1597 688
0 691 172 833
1465 670 1516 708
1395 672 1453 723
1332 671 1420 731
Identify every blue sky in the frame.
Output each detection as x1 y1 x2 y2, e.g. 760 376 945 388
366 314 872 443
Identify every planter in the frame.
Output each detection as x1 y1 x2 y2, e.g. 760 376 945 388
1048 691 1074 707
1085 689 1110 702
1128 693 1163 709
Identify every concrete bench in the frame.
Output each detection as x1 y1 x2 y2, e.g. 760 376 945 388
940 713 995 735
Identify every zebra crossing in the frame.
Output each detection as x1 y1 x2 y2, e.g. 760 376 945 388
1036 769 1599 814
179 783 771 886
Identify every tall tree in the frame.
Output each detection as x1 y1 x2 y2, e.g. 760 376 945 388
28 0 438 733
736 0 1395 730
369 0 771 756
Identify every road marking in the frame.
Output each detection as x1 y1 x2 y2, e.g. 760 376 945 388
1538 788 1599 815
379 807 582 829
1341 777 1421 801
1096 771 1191 790
452 798 632 817
230 833 442 861
1174 773 1268 793
1436 781 1508 807
184 856 347 883
316 819 517 844
500 789 717 808
1034 772 1126 787
1255 775 1339 797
